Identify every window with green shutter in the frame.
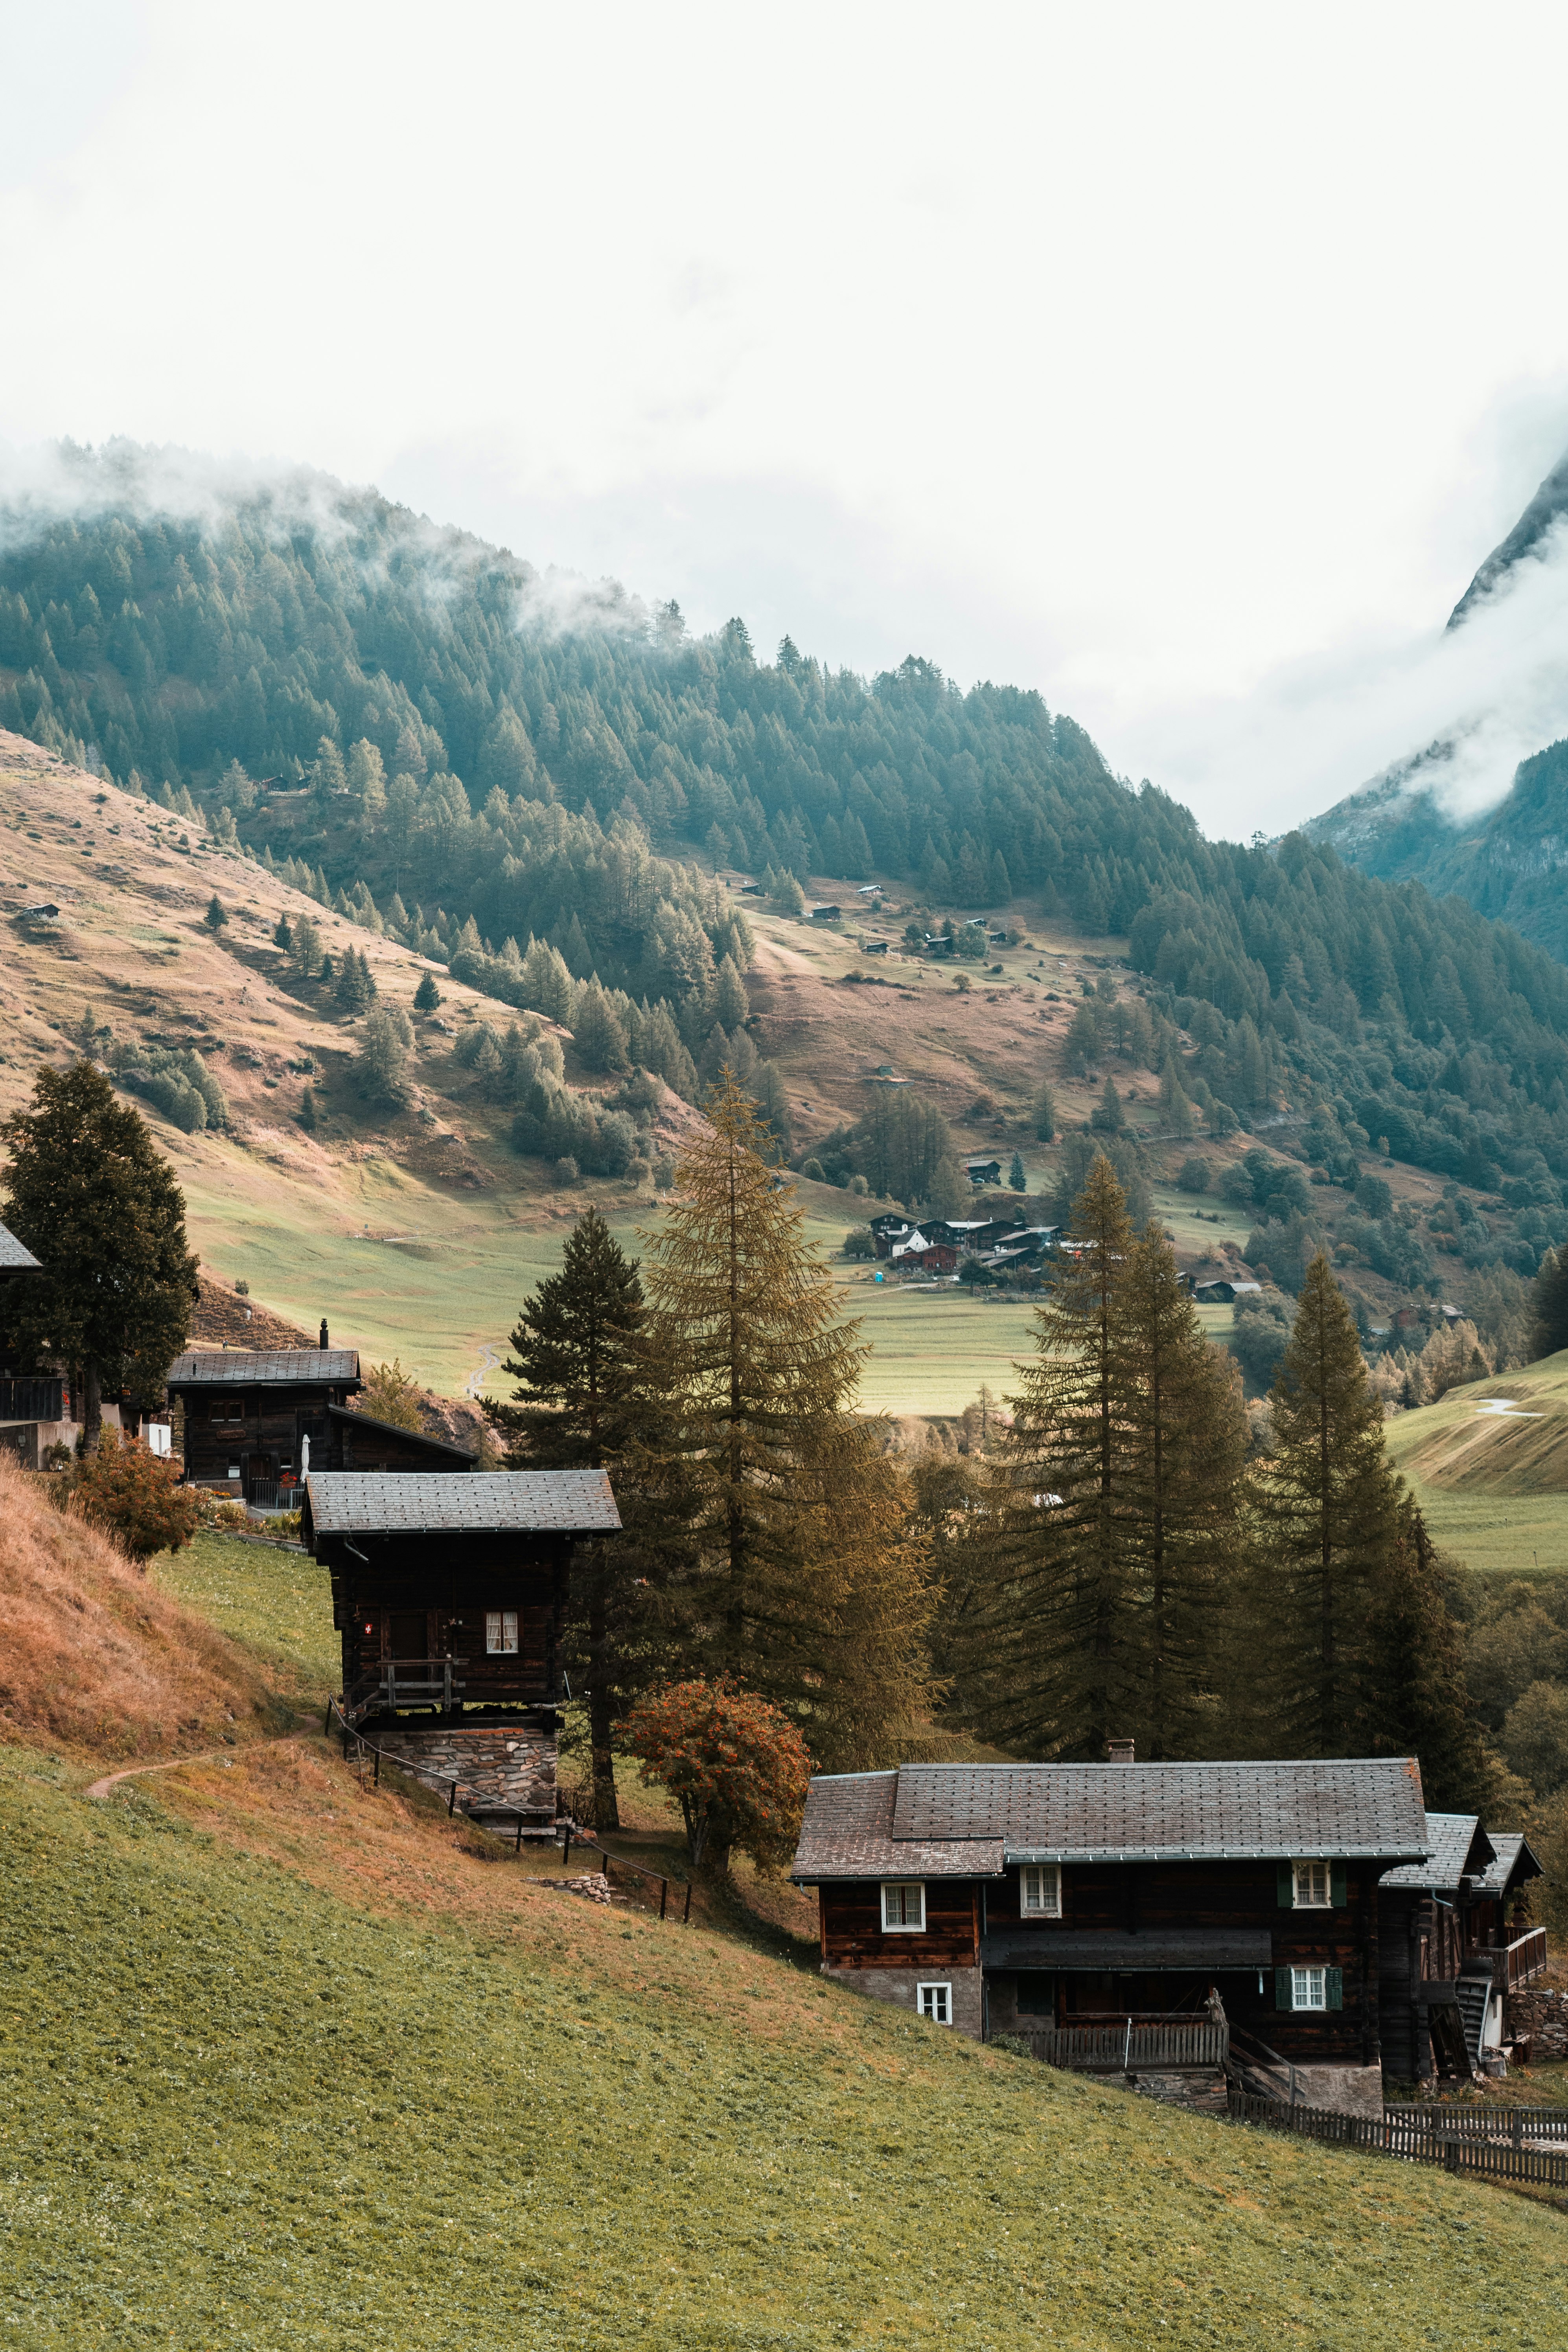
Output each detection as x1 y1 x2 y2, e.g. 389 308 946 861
1326 1967 1343 2011
1276 1864 1293 1907
1274 1966 1292 2009
1330 1862 1347 1907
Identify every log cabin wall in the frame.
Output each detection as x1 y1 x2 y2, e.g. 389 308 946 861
821 1881 980 1975
326 1530 569 1712
180 1381 349 1487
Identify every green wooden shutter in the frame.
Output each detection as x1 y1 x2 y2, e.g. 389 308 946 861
1277 1863 1294 1908
1327 1968 1343 2012
1330 1861 1347 1908
1275 1966 1293 2010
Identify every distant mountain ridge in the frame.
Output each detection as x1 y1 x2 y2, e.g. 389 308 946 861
1308 447 1568 957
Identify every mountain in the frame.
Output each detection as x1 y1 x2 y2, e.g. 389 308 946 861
1309 448 1568 957
9 442 1568 1366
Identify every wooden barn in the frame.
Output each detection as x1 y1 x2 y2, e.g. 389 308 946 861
1378 1813 1546 2081
791 1753 1433 2113
165 1342 474 1505
302 1467 621 1827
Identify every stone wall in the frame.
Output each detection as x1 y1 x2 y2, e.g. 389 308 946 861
1505 1986 1568 2063
371 1719 558 1824
823 1961 984 2039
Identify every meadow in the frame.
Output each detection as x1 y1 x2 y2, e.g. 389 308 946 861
1384 1352 1568 1579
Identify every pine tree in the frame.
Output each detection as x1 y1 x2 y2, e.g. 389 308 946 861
750 1060 793 1164
413 971 441 1014
1 1062 199 1449
1363 1496 1493 1809
272 912 293 952
298 1084 318 1132
992 1153 1138 1756
572 982 630 1074
203 893 228 933
335 948 373 1014
488 1207 662 1828
713 953 749 1031
1115 1222 1249 1758
1009 1150 1027 1192
1530 1247 1568 1360
638 1074 931 1766
1091 1075 1124 1133
1254 1254 1402 1752
1032 1080 1056 1142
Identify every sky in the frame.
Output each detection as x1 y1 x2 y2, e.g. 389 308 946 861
6 0 1568 837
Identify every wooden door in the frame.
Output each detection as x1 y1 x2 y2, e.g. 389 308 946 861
388 1611 427 1660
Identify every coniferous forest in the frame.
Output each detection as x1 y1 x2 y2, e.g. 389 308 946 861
6 448 1568 1267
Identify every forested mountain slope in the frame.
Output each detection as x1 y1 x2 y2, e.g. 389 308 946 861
8 443 1568 1248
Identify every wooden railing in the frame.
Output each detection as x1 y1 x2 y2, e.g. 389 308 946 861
1231 2087 1568 2187
1504 1926 1549 1989
1012 2017 1228 2072
340 1659 467 1725
1385 2104 1568 2142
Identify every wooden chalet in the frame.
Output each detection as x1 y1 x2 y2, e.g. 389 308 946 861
1378 1815 1546 2081
0 1218 55 1470
791 1754 1435 2113
302 1468 621 1826
166 1338 477 1505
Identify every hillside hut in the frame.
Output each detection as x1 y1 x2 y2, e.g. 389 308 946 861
303 1468 621 1827
0 1219 55 1470
1378 1815 1546 2079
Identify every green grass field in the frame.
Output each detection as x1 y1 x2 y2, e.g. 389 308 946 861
150 1531 341 1692
5 1735 1566 2352
1382 1352 1568 1578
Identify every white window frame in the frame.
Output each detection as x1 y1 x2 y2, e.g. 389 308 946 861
917 1980 952 2025
1290 1965 1327 2011
881 1880 926 1932
1019 1863 1062 1918
1292 1859 1331 1909
486 1608 519 1656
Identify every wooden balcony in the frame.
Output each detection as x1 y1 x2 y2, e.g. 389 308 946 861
0 1377 64 1421
1006 2016 1229 2073
340 1657 555 1727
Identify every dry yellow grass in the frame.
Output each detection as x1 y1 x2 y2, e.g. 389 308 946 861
0 1453 288 1759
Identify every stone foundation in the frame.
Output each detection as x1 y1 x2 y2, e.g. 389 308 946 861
1505 1986 1568 2063
823 1962 984 2039
370 1717 558 1826
1287 2063 1385 2118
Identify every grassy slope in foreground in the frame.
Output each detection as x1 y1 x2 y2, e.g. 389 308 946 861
4 1744 1566 2352
1384 1349 1568 1579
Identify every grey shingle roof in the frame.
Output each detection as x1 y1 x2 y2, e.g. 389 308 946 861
790 1772 1004 1884
304 1469 620 1535
167 1348 361 1386
0 1221 41 1272
1378 1812 1493 1892
890 1759 1430 1862
1474 1831 1544 1895
791 1758 1430 1880
325 1402 475 1459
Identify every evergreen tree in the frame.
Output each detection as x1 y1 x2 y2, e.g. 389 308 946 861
713 953 749 1031
992 1154 1138 1756
335 948 374 1014
413 971 441 1014
203 893 228 933
1032 1080 1056 1142
572 981 630 1074
1364 1495 1494 1809
1116 1221 1249 1758
1 1062 199 1449
750 1060 793 1164
488 1207 662 1828
1530 1247 1568 1360
639 1074 931 1766
298 1084 318 1132
272 912 293 953
1091 1075 1125 1133
1009 1150 1027 1192
1254 1254 1402 1753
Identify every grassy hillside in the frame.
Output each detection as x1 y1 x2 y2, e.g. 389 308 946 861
1385 1351 1568 1578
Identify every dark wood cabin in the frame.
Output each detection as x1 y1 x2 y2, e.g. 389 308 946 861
791 1755 1432 2109
166 1346 365 1504
1378 1814 1546 2081
0 1219 53 1470
302 1467 620 1723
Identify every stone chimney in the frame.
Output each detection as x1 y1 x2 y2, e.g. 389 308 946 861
320 1318 329 1348
1106 1737 1135 1765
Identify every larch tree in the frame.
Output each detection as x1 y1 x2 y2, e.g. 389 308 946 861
1115 1220 1250 1759
488 1206 666 1829
1254 1253 1402 1754
993 1151 1139 1758
638 1071 931 1767
1 1062 199 1450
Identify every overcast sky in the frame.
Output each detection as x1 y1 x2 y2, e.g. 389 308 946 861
6 0 1568 837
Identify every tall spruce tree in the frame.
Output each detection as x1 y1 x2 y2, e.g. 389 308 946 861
639 1071 931 1769
1 1062 199 1448
993 1152 1138 1757
1364 1495 1494 1809
487 1206 660 1829
1116 1220 1249 1758
1530 1247 1568 1360
1254 1253 1402 1753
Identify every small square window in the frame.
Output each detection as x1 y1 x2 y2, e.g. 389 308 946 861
485 1609 519 1655
1293 1859 1331 1908
1291 1966 1327 2011
881 1881 926 1932
227 1463 241 1479
917 1981 951 2025
1019 1864 1061 1918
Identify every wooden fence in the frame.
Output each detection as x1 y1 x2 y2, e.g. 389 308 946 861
1229 2088 1568 2187
1016 2019 1229 2072
1384 2104 1568 2143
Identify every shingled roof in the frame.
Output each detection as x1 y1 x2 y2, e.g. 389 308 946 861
791 1758 1431 1881
303 1468 620 1537
166 1348 361 1387
0 1220 41 1272
1379 1811 1494 1893
1475 1831 1544 1897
